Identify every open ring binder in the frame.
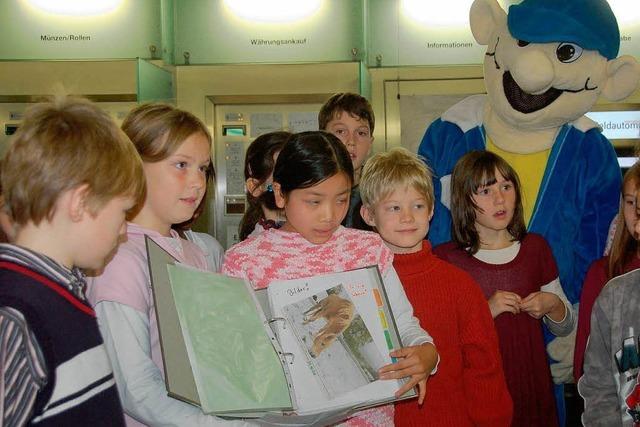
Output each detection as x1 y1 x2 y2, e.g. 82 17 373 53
282 352 295 364
267 317 287 329
146 235 414 425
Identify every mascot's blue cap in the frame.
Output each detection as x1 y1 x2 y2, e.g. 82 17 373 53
507 0 620 60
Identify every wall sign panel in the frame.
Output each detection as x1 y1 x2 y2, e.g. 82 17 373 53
0 0 161 60
174 0 364 64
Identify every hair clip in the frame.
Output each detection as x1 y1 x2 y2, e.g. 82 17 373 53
259 218 282 230
266 183 274 193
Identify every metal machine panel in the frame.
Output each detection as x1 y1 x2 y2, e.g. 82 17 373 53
208 95 330 249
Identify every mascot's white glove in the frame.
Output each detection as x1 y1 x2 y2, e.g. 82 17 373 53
546 303 578 384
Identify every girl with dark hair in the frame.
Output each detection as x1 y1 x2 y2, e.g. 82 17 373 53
223 131 438 426
435 150 574 427
574 161 640 382
238 131 290 241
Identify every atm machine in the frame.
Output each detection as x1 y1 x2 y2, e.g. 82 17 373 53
207 94 331 249
0 102 29 158
0 59 170 157
0 99 137 157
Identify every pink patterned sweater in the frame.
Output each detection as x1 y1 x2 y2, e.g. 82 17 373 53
223 226 392 289
223 226 431 427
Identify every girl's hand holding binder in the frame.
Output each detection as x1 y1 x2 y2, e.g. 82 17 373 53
378 342 438 404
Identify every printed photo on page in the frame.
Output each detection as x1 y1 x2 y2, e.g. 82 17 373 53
267 266 411 415
281 284 385 398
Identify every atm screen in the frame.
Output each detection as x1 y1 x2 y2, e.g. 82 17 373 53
5 124 18 136
223 125 246 136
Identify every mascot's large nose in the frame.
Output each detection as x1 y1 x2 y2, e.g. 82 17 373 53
510 50 554 94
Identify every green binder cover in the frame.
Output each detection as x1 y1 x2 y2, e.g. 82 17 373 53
167 264 293 414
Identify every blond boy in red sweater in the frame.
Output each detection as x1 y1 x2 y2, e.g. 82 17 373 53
359 147 512 427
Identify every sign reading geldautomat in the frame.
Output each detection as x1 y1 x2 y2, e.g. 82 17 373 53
0 0 161 60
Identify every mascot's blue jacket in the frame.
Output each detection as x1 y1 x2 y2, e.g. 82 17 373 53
419 95 621 304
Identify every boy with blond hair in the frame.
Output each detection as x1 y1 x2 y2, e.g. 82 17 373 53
0 97 145 426
319 92 374 229
359 147 512 427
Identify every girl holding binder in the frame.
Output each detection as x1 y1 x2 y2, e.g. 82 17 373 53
223 131 438 426
87 104 250 427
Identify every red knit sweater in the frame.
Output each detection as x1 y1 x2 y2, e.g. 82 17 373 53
393 241 512 427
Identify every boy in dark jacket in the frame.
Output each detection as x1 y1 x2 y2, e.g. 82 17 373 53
0 97 145 425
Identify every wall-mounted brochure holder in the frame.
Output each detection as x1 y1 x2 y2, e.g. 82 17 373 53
145 236 415 425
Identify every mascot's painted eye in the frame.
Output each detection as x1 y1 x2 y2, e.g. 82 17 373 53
517 40 530 47
556 43 583 63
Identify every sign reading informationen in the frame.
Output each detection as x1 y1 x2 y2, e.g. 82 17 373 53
426 41 474 49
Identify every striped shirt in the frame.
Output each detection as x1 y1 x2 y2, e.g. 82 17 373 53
0 243 124 426
0 243 87 301
0 306 47 426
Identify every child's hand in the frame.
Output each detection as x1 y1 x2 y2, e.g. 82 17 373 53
520 291 564 321
488 290 522 318
378 343 438 405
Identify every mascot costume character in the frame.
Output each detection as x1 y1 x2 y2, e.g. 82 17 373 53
418 0 640 424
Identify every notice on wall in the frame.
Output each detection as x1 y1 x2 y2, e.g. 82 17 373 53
288 112 318 133
250 113 283 137
400 94 474 153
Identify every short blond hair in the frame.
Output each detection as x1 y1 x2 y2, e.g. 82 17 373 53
121 103 211 162
359 147 434 208
1 96 145 226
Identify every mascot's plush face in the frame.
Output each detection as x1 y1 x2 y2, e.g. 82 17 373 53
471 0 640 132
483 24 608 130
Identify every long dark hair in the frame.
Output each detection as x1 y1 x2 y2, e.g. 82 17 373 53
273 131 354 197
450 150 526 254
238 131 291 241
